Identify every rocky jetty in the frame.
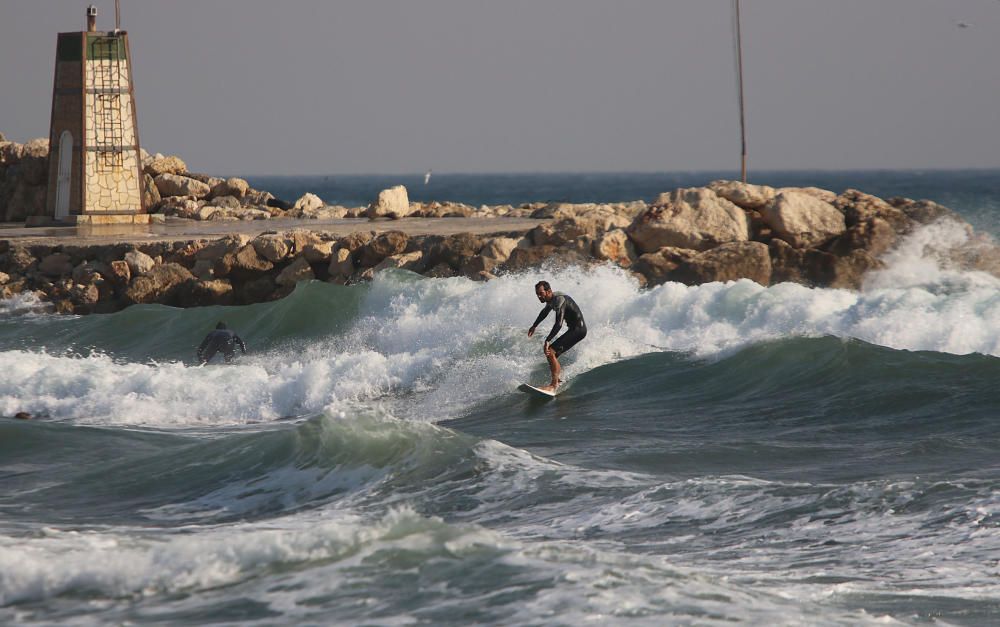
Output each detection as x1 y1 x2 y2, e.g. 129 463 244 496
0 179 990 315
2 133 996 315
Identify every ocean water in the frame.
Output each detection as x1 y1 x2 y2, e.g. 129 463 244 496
248 169 1000 234
2 172 1000 625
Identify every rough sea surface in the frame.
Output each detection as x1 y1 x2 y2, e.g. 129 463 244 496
2 171 1000 625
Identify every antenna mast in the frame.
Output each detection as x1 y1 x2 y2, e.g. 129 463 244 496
734 0 748 183
115 0 121 31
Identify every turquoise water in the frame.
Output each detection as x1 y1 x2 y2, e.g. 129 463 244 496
2 172 1000 624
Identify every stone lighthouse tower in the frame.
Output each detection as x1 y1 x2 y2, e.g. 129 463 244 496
43 4 147 224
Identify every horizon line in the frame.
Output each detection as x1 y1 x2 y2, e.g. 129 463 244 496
234 167 1000 179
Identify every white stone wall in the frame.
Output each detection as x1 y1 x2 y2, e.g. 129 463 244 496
83 57 142 213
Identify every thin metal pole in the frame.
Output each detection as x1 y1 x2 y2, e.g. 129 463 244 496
735 0 748 183
115 0 121 31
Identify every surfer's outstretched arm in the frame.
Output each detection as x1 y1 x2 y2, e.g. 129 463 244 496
235 335 247 354
528 304 552 336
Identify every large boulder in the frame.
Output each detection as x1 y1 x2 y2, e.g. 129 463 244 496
196 205 221 221
108 260 131 286
422 233 482 270
529 201 645 221
143 173 161 209
825 217 897 258
328 247 355 278
633 247 699 286
124 250 156 276
672 241 771 286
190 259 215 280
244 189 275 206
530 202 600 220
834 189 911 231
818 250 883 290
68 283 100 312
275 256 315 286
500 245 590 273
153 173 211 199
374 251 424 273
38 252 73 278
780 186 837 203
460 237 519 276
610 201 648 219
707 180 777 211
193 235 250 280
211 195 241 210
358 231 410 267
532 210 631 247
593 229 638 268
154 196 201 219
414 202 475 218
231 244 275 276
229 207 271 221
252 233 292 263
480 237 519 263
286 231 334 263
769 239 882 289
887 197 955 226
761 191 846 249
178 279 234 307
367 185 411 219
144 155 187 177
209 177 249 199
634 243 770 286
300 205 349 220
71 260 111 288
293 193 324 213
627 188 750 253
124 263 195 304
301 239 335 264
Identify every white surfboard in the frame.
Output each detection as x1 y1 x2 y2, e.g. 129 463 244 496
518 383 557 398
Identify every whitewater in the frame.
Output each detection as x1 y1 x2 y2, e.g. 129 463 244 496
3 176 1000 624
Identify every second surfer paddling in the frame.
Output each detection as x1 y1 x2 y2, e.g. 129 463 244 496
527 281 587 393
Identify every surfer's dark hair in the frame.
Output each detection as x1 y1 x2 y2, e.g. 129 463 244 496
216 322 227 329
535 281 551 291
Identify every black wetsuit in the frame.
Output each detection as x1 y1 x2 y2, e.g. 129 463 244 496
532 292 587 357
197 329 247 364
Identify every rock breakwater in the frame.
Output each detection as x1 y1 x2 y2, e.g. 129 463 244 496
3 133 998 314
1 179 994 315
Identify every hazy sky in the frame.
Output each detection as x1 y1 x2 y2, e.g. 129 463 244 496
2 1 998 175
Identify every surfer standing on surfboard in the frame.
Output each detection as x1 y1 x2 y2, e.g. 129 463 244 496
527 281 587 392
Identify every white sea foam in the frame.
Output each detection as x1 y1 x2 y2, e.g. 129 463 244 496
0 495 883 625
0 291 52 317
0 506 497 607
2 220 999 426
